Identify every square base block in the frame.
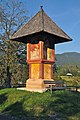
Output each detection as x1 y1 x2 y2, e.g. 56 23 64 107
26 79 54 93
26 79 45 89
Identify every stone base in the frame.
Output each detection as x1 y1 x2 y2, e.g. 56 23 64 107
17 87 26 90
17 87 46 93
26 79 54 93
26 79 45 92
26 88 47 93
26 79 47 93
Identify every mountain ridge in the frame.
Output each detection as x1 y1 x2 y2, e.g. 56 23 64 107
55 52 80 65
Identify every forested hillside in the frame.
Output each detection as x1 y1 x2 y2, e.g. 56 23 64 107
56 52 80 65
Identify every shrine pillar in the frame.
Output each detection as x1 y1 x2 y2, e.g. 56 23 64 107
26 40 55 92
10 7 72 92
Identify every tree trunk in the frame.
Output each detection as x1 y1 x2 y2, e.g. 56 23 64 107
5 66 11 88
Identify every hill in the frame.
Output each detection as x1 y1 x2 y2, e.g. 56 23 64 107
55 52 80 65
0 88 80 120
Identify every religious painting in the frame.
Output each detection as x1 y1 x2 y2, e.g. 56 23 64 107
30 43 40 60
47 48 52 60
44 64 51 79
31 64 39 79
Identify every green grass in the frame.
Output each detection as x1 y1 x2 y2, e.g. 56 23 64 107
0 88 80 120
61 76 80 86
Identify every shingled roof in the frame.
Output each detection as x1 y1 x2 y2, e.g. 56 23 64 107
11 7 72 44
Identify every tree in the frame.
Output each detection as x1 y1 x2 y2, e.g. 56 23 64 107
0 0 29 87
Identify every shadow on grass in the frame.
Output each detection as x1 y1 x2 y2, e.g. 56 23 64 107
46 91 80 119
2 98 49 120
0 93 7 105
2 90 80 120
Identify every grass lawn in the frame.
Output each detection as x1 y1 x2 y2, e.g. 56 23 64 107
0 88 80 120
61 76 80 86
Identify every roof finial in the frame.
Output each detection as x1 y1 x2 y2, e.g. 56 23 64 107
40 6 43 11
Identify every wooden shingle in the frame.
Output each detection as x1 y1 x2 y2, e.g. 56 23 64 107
11 7 72 43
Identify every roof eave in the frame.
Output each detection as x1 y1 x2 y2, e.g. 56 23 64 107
10 31 72 44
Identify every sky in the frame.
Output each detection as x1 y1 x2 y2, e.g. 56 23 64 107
1 0 79 54
22 0 80 54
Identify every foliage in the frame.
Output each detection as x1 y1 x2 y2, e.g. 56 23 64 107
53 64 80 86
0 55 29 86
0 88 80 120
0 0 29 39
54 64 80 77
0 0 29 87
61 76 80 86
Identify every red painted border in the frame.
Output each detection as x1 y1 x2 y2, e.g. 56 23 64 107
29 64 31 79
39 63 44 79
27 42 55 80
51 64 53 79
